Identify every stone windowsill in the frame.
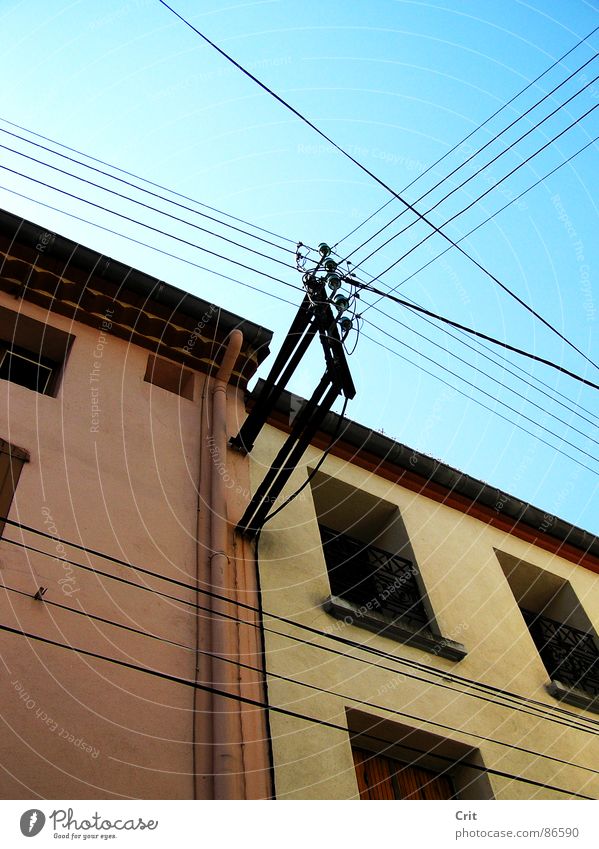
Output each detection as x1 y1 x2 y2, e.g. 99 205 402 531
547 679 599 715
323 595 467 662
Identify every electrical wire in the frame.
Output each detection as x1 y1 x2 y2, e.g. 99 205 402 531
3 518 599 735
354 99 599 308
1 621 591 797
0 115 296 246
0 164 301 293
259 396 350 526
344 55 599 266
2 175 588 468
0 139 295 269
360 317 599 473
358 285 599 391
3 581 597 783
366 303 599 449
155 0 598 373
0 182 303 309
333 23 599 249
354 130 599 311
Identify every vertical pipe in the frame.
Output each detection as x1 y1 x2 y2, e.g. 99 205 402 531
209 330 245 799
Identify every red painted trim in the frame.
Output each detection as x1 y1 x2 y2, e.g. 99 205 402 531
266 411 599 575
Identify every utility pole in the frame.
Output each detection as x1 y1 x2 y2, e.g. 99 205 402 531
232 242 358 535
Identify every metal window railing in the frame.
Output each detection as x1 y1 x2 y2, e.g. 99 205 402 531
319 525 430 631
521 608 599 697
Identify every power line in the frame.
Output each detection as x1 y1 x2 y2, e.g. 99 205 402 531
333 24 599 249
0 182 302 309
344 53 598 266
0 133 294 261
348 70 599 275
355 130 598 314
3 162 597 442
0 621 593 797
6 131 596 435
4 519 599 734
361 318 599 474
0 164 301 294
155 0 598 373
0 115 296 246
367 303 599 450
4 581 597 782
354 99 599 311
357 284 599 391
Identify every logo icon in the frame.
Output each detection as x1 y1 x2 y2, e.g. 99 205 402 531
19 810 46 837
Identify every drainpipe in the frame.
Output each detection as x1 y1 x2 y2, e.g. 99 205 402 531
209 329 245 799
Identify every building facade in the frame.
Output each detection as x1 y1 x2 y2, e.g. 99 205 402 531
248 386 599 800
0 209 271 799
1 208 598 801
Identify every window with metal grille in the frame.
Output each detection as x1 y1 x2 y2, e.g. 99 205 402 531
497 551 599 712
521 609 599 698
319 524 429 631
352 747 455 800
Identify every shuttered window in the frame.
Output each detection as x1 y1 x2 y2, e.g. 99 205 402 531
0 439 29 538
352 747 454 800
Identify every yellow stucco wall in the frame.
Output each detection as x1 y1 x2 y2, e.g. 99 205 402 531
252 423 599 800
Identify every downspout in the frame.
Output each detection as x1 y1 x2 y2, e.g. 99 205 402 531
209 329 245 799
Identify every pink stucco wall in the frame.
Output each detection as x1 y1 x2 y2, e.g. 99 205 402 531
0 292 217 799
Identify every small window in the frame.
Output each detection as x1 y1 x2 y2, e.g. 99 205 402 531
497 551 599 711
144 354 194 400
0 438 29 538
0 306 73 397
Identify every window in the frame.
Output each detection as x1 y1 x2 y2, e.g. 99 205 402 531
144 354 195 400
347 709 493 800
497 551 599 712
0 344 57 394
352 747 455 800
0 306 73 397
319 525 429 631
0 438 29 538
311 471 466 661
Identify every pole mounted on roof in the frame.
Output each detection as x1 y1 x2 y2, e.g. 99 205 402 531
231 242 358 536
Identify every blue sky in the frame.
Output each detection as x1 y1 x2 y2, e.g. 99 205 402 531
1 0 598 533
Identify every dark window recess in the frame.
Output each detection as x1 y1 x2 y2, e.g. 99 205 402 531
319 525 430 631
0 345 57 395
0 306 73 397
352 748 454 800
521 608 599 697
144 355 195 401
0 438 29 538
